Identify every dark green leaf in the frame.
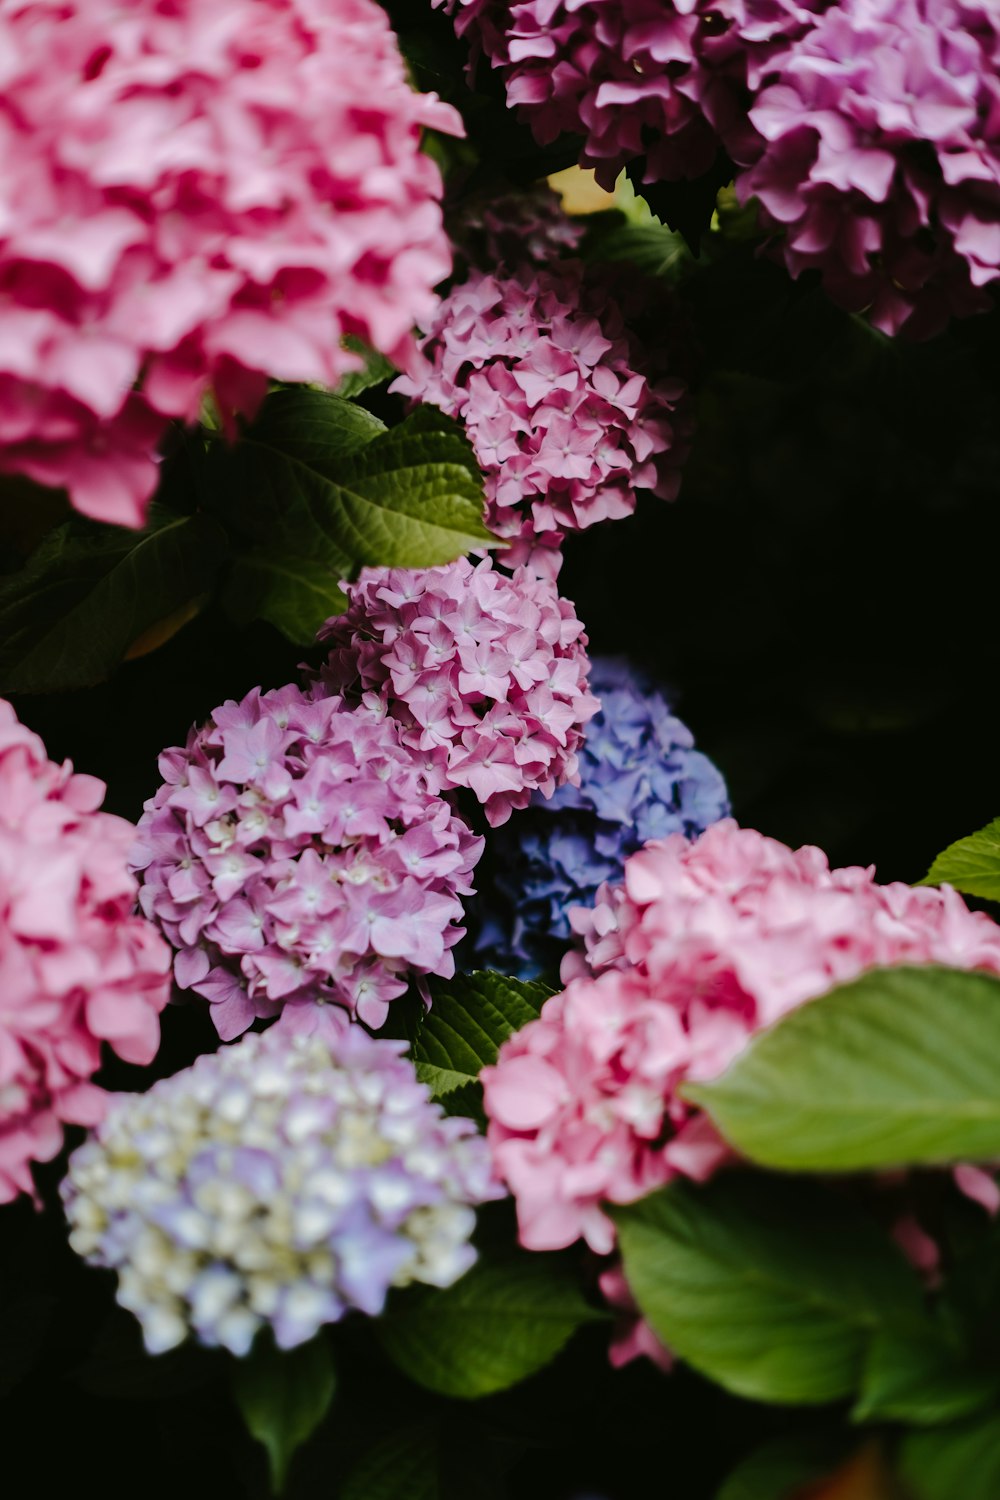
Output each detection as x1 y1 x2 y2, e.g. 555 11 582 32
404 971 554 1122
212 390 495 644
586 221 695 281
920 819 1000 902
0 505 227 693
897 1413 1000 1500
232 1335 336 1496
716 1432 852 1500
377 1249 604 1399
685 966 1000 1171
613 1174 923 1406
854 1323 1000 1427
341 1425 441 1500
335 338 398 400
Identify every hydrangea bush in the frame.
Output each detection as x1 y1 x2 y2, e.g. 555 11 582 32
4 3 1000 1498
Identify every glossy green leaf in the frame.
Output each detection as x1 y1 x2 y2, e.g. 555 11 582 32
613 1174 922 1406
335 338 398 400
920 819 1000 902
377 1250 603 1399
0 505 227 693
404 971 554 1122
213 391 495 643
232 1335 336 1495
686 966 1000 1171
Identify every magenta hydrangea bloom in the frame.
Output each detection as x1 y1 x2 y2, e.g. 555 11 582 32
482 820 1000 1255
393 263 688 572
0 699 171 1204
63 1026 503 1355
440 0 819 188
0 0 460 525
132 686 483 1037
741 0 1000 336
450 183 586 272
312 557 598 827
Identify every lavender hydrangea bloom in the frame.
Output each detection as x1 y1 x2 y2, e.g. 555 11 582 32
132 685 482 1037
742 0 1000 336
472 659 729 976
62 1026 503 1356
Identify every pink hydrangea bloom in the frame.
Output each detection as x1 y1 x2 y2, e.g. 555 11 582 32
0 699 171 1204
740 0 1000 336
0 0 460 525
482 819 1000 1255
392 263 688 572
312 557 598 827
131 686 483 1037
440 0 818 187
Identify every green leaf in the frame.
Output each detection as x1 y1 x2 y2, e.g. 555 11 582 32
613 1173 923 1406
212 389 496 644
341 1426 441 1500
586 221 695 281
853 1323 1000 1427
0 505 227 693
920 819 1000 901
404 971 554 1121
232 1335 336 1496
716 1433 852 1500
377 1249 604 1399
685 966 1000 1172
335 338 398 400
897 1413 1000 1500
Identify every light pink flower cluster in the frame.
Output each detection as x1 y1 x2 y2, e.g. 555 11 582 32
313 557 598 827
0 700 171 1204
392 263 688 572
482 819 1000 1254
742 0 1000 337
0 0 460 526
132 685 483 1037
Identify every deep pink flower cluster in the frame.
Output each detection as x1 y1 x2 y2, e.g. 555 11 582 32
450 184 586 273
742 0 1000 336
0 0 460 526
440 0 816 188
482 820 1000 1254
131 686 483 1037
313 557 598 827
0 700 171 1204
392 263 688 572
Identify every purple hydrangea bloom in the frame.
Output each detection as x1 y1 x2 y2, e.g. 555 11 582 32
471 658 729 976
62 1026 503 1355
392 262 690 575
311 557 599 828
131 685 483 1036
742 0 1000 336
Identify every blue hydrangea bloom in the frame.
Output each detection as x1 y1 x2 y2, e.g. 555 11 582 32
471 657 730 977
